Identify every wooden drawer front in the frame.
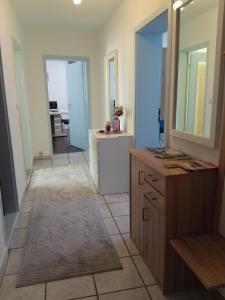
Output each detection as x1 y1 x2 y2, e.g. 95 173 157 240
144 183 164 212
144 166 165 195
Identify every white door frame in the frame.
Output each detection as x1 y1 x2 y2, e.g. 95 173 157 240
42 55 92 156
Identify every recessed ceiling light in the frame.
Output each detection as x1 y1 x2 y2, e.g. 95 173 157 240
73 0 82 5
173 0 184 10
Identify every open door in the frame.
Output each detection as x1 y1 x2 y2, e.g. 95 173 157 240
67 60 89 150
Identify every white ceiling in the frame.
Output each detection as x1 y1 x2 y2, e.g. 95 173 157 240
10 0 121 31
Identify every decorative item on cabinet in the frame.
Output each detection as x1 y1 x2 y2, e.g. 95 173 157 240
113 105 124 132
129 149 218 294
105 121 111 132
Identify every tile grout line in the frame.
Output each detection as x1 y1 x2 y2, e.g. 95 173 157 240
97 286 150 298
103 194 155 300
44 282 47 300
92 274 100 300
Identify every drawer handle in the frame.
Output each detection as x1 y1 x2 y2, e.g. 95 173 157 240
139 171 145 185
152 197 158 201
152 179 158 182
142 207 148 222
148 174 153 177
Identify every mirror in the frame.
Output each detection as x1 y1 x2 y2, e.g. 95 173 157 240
104 50 119 122
175 0 220 139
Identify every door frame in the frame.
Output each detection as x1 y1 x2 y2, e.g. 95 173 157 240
0 47 19 243
133 4 172 148
43 55 91 156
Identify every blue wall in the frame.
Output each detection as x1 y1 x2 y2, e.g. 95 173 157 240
135 32 163 148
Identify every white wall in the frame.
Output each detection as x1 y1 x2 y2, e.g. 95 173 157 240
99 0 169 133
0 0 28 270
46 60 69 112
23 29 101 157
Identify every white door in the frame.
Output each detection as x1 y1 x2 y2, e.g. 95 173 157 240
67 60 88 150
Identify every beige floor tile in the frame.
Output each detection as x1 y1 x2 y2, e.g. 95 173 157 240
5 249 24 275
99 204 112 218
132 255 156 285
33 159 52 169
21 201 32 213
76 297 97 300
0 275 45 300
92 194 105 204
68 152 84 159
52 154 68 160
108 202 130 217
52 159 69 167
104 194 129 204
111 235 130 257
147 285 206 300
46 276 96 300
104 218 120 235
10 229 27 249
114 216 130 234
99 287 151 300
15 213 31 229
122 234 140 255
94 257 143 294
23 189 35 202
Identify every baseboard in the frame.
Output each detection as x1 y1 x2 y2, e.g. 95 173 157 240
34 155 51 161
0 249 8 286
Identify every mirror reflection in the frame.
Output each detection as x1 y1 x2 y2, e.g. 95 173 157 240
108 57 116 123
175 0 220 138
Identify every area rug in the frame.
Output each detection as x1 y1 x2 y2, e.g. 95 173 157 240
17 165 122 287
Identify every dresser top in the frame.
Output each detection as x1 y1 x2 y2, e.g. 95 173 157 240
129 149 217 177
89 129 132 139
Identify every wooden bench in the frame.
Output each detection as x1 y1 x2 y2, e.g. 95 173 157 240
171 234 225 291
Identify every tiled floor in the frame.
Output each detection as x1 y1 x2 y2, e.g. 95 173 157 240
0 152 217 300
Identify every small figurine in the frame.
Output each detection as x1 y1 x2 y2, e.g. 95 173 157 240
105 121 111 132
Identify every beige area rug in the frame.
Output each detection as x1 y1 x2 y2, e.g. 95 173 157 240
17 165 122 287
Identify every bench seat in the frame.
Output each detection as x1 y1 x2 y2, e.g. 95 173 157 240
171 234 225 291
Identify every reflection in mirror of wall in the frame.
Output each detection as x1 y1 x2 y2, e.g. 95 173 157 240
104 50 119 122
175 0 220 139
109 58 115 122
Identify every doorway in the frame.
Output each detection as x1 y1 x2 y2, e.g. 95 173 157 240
135 10 168 149
0 48 18 242
44 57 90 155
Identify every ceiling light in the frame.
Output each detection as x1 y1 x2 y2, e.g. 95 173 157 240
173 0 184 10
73 0 82 5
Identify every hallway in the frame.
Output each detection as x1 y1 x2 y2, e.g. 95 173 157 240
0 153 217 300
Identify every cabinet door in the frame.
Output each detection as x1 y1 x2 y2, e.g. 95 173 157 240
143 196 164 286
130 155 144 253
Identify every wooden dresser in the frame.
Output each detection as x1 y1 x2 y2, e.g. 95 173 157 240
129 149 218 294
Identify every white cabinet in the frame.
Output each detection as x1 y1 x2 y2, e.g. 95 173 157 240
89 130 132 195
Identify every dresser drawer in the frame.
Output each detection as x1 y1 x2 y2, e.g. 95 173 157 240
144 183 165 212
144 166 165 195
